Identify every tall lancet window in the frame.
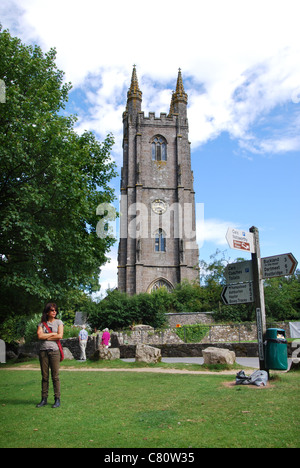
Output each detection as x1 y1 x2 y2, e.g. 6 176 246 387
151 136 167 161
155 229 166 252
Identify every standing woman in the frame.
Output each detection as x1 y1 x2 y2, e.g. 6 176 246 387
36 303 64 408
101 328 111 348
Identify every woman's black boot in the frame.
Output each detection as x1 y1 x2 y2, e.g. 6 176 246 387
52 398 60 408
36 398 47 408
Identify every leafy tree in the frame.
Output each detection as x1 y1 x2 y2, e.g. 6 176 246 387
88 288 170 330
132 289 173 327
0 27 117 323
264 271 300 321
89 290 134 331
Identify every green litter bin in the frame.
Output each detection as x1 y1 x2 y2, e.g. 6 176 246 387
265 328 288 370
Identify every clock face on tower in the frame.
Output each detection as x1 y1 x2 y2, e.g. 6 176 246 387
151 199 167 215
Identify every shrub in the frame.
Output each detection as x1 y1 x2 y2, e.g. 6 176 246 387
175 324 210 343
88 288 170 330
24 314 41 343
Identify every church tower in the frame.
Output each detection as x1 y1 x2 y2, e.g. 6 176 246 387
118 67 199 295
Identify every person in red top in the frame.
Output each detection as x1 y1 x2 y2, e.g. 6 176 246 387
101 328 111 348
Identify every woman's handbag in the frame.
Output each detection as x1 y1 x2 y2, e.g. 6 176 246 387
43 322 64 362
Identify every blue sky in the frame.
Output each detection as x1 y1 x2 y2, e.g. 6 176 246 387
1 0 300 293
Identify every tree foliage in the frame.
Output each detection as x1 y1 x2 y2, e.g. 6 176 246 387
88 288 169 330
0 27 117 322
264 272 300 321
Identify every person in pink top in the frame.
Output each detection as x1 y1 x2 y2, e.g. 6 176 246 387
101 328 111 348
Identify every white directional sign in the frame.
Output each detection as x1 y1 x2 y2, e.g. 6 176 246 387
262 253 298 279
226 228 255 254
225 261 253 284
221 282 254 305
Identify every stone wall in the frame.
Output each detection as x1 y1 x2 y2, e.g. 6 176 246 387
17 338 294 360
16 322 293 360
119 342 294 359
114 327 183 346
203 323 257 343
18 335 101 361
60 336 99 360
113 322 291 346
166 312 215 327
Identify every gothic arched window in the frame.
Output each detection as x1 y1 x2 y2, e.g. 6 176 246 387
155 229 166 252
147 278 174 293
151 136 167 161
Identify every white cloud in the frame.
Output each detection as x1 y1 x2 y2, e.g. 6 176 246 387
2 0 300 159
240 135 300 155
197 218 239 247
95 247 118 298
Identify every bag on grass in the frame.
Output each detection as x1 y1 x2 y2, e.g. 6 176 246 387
236 370 268 387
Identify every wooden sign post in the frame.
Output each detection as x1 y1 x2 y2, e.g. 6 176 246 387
249 226 267 372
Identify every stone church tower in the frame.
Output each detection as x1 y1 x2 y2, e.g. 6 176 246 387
118 67 199 295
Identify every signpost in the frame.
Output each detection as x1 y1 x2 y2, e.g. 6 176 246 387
224 225 298 372
262 253 298 279
250 226 267 372
221 282 254 305
226 227 255 253
256 308 265 362
224 261 253 284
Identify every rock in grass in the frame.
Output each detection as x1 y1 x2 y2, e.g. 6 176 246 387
202 347 236 365
135 344 161 364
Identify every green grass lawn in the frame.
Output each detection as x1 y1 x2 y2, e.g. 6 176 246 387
0 364 299 448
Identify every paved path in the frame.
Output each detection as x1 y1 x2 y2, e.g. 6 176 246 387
1 357 292 375
0 357 260 375
126 357 261 368
0 365 239 375
124 357 292 368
